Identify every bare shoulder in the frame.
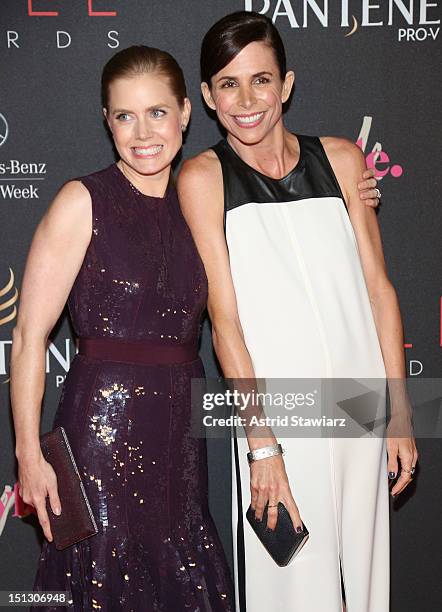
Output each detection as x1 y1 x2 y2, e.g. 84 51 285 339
177 149 222 191
56 179 91 206
40 179 92 238
177 149 224 224
320 136 365 172
47 179 91 216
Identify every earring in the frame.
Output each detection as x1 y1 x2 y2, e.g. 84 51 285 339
181 124 187 132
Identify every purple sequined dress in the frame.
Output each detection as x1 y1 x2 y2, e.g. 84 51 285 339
31 163 234 611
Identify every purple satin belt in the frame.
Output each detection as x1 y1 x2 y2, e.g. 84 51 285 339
78 337 198 365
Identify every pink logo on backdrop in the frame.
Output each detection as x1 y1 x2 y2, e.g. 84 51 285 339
0 482 35 538
356 116 403 181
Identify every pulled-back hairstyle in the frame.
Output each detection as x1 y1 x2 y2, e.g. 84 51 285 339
200 11 287 86
101 45 187 109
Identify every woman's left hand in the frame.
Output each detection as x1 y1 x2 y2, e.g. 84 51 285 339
358 168 380 207
386 419 418 497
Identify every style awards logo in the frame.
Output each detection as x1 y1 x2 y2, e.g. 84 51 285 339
356 115 403 181
3 1 121 50
26 0 117 16
0 482 36 540
245 0 440 42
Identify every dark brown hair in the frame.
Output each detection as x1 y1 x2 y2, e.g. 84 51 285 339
200 11 287 86
101 45 187 109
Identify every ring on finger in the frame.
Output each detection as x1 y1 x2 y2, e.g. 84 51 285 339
268 502 279 508
401 467 412 474
375 187 382 199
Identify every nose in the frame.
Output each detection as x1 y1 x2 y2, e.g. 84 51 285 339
237 85 256 110
135 117 153 141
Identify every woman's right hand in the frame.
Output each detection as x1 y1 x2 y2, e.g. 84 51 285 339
18 453 61 543
250 454 303 532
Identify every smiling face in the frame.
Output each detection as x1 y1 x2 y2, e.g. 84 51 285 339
104 72 190 182
202 41 294 146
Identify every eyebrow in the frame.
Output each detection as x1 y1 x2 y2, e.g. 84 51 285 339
112 104 173 114
216 71 273 83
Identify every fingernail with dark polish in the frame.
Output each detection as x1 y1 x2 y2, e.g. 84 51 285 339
388 471 396 479
296 526 303 533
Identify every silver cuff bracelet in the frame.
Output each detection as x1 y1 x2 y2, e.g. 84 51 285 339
247 443 284 465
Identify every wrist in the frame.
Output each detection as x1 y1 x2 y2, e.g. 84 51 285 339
15 444 42 463
248 437 278 452
247 443 284 465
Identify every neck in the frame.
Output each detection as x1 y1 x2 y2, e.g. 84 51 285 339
118 160 171 198
227 121 299 180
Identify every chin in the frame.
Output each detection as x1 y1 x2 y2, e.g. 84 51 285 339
229 127 268 146
129 156 166 173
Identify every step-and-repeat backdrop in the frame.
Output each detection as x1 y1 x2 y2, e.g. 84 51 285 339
1 1 441 609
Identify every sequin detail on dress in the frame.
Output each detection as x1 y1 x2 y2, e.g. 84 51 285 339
31 164 234 611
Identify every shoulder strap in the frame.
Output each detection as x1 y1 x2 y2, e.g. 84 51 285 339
210 139 270 214
298 135 348 211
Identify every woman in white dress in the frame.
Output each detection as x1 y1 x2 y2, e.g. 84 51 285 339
178 11 418 612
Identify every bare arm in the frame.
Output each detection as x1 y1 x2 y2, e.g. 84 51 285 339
177 154 303 530
323 136 418 496
11 179 92 538
178 153 271 440
178 153 255 381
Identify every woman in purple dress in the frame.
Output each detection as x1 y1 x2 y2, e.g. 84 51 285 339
11 46 234 611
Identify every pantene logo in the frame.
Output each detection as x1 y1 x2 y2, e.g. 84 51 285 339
356 116 403 181
246 0 440 41
0 268 75 387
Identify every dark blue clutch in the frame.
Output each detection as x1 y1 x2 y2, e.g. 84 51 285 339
246 502 309 566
